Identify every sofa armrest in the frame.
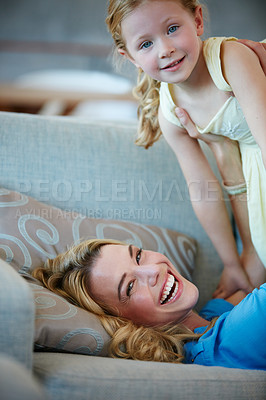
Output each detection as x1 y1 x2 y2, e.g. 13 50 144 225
0 259 34 370
0 354 48 400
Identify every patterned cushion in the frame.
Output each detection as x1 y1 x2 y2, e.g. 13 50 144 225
0 187 197 356
28 279 111 356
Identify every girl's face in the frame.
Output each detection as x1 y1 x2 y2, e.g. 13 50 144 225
119 0 204 84
89 244 199 326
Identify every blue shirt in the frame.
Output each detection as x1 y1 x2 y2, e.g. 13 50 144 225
184 283 266 370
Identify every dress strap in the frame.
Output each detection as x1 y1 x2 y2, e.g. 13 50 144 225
159 82 183 127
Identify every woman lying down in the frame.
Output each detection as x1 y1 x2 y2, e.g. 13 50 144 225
32 237 266 370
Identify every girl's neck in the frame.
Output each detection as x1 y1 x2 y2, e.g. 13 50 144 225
170 39 231 127
175 40 210 95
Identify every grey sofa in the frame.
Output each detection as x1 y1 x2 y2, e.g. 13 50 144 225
0 111 265 400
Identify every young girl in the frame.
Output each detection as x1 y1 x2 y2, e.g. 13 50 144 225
106 0 266 298
32 238 266 369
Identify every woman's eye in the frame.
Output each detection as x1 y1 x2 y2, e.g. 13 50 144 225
140 41 152 49
126 281 134 297
136 248 142 265
168 25 178 34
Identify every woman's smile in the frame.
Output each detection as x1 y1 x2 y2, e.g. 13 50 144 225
89 244 199 326
159 271 183 305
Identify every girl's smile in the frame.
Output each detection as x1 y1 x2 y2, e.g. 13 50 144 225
118 0 204 84
160 56 186 72
89 244 199 326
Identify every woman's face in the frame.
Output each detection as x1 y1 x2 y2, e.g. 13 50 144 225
89 244 199 326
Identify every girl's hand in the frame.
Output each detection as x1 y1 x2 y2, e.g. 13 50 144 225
213 265 254 299
240 249 266 288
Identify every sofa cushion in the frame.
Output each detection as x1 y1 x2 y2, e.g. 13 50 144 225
0 187 197 356
28 280 111 356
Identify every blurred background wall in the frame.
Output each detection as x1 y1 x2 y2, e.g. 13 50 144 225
0 0 265 83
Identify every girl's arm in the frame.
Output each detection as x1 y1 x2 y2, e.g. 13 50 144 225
221 41 266 168
176 108 265 292
158 107 253 297
210 136 266 289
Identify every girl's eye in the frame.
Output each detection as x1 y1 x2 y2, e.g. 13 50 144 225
126 281 134 297
140 40 152 49
136 248 142 265
168 25 178 34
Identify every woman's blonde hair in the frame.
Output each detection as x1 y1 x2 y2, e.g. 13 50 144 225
32 238 206 363
106 0 201 148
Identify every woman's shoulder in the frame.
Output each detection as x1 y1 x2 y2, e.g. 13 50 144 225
192 285 266 369
201 284 266 334
199 298 234 321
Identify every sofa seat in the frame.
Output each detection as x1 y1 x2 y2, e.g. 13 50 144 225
33 352 266 400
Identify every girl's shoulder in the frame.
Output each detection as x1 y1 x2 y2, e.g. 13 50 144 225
203 37 238 92
204 37 265 92
203 36 238 56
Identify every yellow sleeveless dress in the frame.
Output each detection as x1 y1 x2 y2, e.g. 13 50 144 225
160 37 266 267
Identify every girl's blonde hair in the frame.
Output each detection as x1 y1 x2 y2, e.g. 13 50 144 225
106 0 201 148
32 238 206 363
